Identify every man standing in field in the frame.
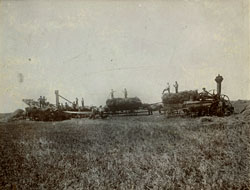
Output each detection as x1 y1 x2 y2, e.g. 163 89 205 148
81 98 84 108
76 98 78 108
65 102 69 110
147 105 153 115
173 81 179 93
90 107 97 119
200 88 209 100
202 88 209 95
61 103 65 110
162 83 170 94
124 88 128 98
72 101 76 110
42 96 47 108
110 89 115 99
38 96 42 108
98 105 104 118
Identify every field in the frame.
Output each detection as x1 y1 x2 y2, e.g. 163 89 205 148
0 111 250 189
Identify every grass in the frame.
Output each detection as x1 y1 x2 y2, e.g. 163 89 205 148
0 114 249 189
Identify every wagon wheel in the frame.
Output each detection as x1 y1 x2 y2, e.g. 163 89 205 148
209 102 218 116
220 94 232 106
220 94 229 100
209 101 224 116
220 94 234 115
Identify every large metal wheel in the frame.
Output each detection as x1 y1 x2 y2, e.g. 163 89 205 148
209 102 218 116
209 101 224 116
220 94 234 115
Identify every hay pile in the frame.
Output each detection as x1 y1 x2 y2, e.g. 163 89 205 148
241 104 250 120
106 97 142 111
0 109 25 122
231 100 250 114
162 90 199 104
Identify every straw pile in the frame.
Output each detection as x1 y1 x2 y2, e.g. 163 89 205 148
241 104 250 120
0 109 25 122
106 97 142 111
162 90 199 104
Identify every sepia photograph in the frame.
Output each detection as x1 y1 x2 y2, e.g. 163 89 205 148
0 0 249 189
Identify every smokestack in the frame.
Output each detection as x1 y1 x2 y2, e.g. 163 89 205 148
215 74 223 95
55 90 59 107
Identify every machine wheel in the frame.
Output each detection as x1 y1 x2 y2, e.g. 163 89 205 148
209 102 218 116
209 101 224 117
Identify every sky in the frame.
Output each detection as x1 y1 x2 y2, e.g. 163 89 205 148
0 0 249 113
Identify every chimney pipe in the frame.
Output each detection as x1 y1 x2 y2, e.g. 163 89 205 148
55 90 59 107
215 74 223 95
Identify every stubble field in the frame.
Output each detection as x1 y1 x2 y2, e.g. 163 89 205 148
0 113 249 189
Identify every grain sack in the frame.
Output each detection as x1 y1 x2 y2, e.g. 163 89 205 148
162 90 199 104
106 97 142 111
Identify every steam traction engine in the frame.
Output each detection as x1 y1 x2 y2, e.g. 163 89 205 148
162 75 234 117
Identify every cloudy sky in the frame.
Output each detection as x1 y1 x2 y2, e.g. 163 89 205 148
0 0 249 113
